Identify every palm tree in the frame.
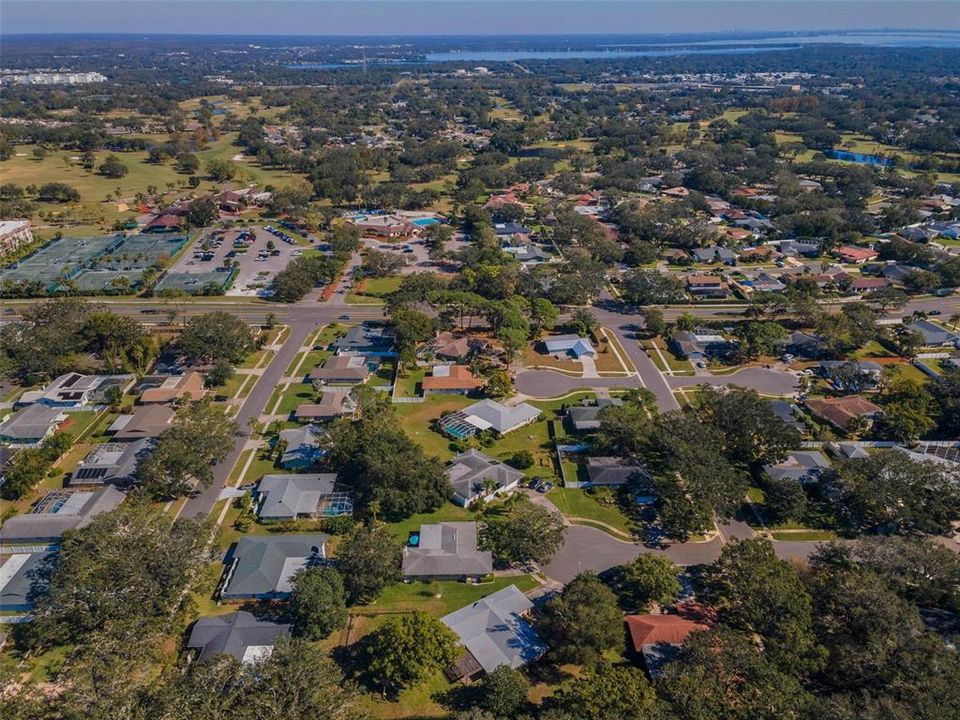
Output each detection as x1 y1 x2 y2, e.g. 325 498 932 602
949 312 960 331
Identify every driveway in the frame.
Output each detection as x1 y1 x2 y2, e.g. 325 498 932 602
668 367 797 396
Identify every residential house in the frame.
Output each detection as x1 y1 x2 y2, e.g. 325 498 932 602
818 361 882 392
670 331 733 361
904 319 959 347
220 534 328 601
0 404 65 446
834 442 870 460
580 457 653 502
492 221 532 237
0 486 124 544
187 611 291 664
108 404 175 441
502 244 549 265
805 396 883 432
567 398 623 432
749 272 787 293
786 331 827 359
0 552 52 612
763 451 831 483
70 439 154 487
779 240 820 258
139 371 205 403
880 263 917 284
691 246 736 265
851 276 890 293
542 334 597 359
295 390 356 422
308 355 371 385
834 245 879 264
278 425 325 469
446 449 524 506
438 400 541 439
441 584 546 679
429 332 473 361
768 400 807 433
899 225 939 243
625 614 709 679
19 373 134 409
332 324 396 358
422 365 484 396
402 522 493 580
256 474 351 520
685 275 727 299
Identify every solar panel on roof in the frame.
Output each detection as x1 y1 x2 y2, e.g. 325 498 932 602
74 467 109 481
61 374 82 388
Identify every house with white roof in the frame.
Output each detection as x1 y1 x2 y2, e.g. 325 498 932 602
438 399 541 439
542 334 597 359
441 584 546 679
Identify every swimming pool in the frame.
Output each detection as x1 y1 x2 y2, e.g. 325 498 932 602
412 217 440 227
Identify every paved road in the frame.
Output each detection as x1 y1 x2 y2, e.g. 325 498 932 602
178 320 315 519
668 367 798 396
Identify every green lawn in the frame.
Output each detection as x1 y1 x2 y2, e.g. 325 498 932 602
385 502 477 542
346 275 403 305
60 410 101 440
395 367 425 398
0 133 302 236
548 487 637 536
275 382 315 416
354 575 539 618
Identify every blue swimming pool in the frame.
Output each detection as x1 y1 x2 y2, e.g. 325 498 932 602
412 217 440 227
408 532 421 547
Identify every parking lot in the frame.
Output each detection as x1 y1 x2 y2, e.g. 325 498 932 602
360 233 470 275
165 225 308 297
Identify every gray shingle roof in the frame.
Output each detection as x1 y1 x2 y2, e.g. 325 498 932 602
402 521 492 578
441 584 546 673
0 486 124 543
256 474 337 519
222 534 328 599
446 450 524 505
460 400 541 435
763 451 831 482
0 404 63 444
188 611 291 664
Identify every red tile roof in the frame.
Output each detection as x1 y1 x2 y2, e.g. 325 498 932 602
625 614 709 652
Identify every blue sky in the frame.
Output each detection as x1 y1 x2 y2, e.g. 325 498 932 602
3 1 959 36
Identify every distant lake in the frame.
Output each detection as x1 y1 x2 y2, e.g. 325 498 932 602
422 46 799 62
825 149 894 167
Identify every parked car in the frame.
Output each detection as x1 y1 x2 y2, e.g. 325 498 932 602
537 482 554 493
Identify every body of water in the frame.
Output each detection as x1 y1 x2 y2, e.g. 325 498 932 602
825 149 894 167
422 45 799 62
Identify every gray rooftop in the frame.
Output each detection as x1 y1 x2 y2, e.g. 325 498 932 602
188 611 291 664
278 425 324 467
70 439 153 486
402 521 493 578
586 456 649 487
0 404 63 444
567 398 623 431
0 485 124 544
0 552 52 610
446 450 524 505
441 584 546 673
222 534 328 599
256 473 338 519
460 399 541 435
764 451 831 483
